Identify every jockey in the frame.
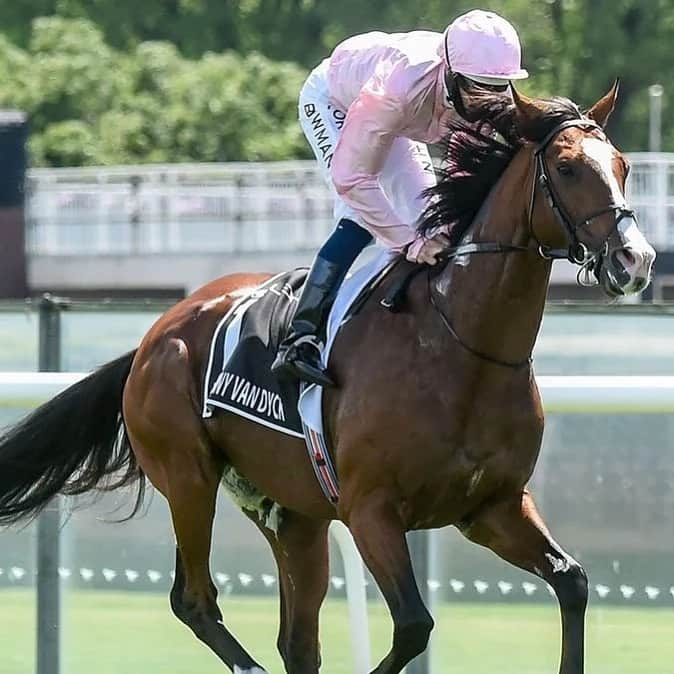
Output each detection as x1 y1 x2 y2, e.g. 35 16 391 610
271 9 528 387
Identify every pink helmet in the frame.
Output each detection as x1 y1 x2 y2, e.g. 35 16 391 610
444 10 528 85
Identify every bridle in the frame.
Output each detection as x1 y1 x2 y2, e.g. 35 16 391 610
526 118 636 282
384 117 638 368
427 117 636 268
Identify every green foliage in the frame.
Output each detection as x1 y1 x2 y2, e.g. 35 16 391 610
0 18 308 166
0 3 673 165
28 17 120 128
30 120 98 166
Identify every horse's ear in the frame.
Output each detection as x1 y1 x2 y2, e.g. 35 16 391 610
511 86 550 136
586 79 620 128
511 86 547 120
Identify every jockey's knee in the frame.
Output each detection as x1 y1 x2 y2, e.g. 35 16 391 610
335 217 373 244
319 218 373 267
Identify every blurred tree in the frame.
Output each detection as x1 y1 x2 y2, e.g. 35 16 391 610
31 119 99 166
544 0 674 151
27 18 123 128
0 3 673 162
0 18 308 166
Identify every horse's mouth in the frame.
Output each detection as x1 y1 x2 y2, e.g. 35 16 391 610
591 255 628 298
603 269 626 298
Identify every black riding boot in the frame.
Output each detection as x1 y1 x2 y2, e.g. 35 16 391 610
271 256 345 388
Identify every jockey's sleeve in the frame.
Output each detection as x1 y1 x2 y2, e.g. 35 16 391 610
331 80 420 250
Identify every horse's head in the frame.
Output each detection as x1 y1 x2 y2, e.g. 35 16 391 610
512 83 655 297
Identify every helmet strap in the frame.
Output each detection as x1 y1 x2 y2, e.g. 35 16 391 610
445 71 470 120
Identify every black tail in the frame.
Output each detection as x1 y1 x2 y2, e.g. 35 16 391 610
0 350 145 525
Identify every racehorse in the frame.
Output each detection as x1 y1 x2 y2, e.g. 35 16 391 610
0 83 655 674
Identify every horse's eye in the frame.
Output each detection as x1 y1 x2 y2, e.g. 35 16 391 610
557 163 574 177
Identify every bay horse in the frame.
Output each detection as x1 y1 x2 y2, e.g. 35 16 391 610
0 83 655 674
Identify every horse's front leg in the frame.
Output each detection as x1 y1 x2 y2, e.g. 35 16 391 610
345 493 434 674
464 489 588 674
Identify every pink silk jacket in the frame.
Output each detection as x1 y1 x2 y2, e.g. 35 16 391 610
327 31 458 255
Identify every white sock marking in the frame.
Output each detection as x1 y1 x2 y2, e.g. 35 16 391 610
545 552 571 574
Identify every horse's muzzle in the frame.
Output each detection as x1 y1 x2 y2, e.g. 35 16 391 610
598 242 655 297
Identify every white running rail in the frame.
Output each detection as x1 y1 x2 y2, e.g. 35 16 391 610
4 372 674 411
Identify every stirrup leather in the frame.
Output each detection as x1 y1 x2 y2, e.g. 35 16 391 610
291 334 324 354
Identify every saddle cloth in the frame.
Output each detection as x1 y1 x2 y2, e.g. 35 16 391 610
203 269 307 436
202 251 395 442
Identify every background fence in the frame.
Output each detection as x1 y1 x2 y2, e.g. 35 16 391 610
23 154 674 256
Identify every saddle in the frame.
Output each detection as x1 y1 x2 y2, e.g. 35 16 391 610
202 255 401 436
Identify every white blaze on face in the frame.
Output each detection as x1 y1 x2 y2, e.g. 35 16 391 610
581 137 655 263
581 137 626 207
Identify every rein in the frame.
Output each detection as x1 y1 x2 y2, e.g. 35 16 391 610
384 117 637 369
380 242 528 312
426 269 532 369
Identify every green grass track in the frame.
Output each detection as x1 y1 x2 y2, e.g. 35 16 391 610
1 590 673 673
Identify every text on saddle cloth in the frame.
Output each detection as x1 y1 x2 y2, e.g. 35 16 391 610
202 251 396 502
203 270 307 437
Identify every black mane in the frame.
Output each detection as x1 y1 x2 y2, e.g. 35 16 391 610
417 94 583 244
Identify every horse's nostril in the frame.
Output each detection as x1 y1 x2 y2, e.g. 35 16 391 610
612 248 636 270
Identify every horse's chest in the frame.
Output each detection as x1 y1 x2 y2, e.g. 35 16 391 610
332 354 544 526
395 396 543 528
399 441 538 530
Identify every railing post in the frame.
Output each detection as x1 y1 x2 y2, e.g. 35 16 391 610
329 522 372 674
129 175 142 254
234 175 245 252
95 173 109 254
655 158 669 247
36 294 63 674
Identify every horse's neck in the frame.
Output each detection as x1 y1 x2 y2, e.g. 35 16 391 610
435 149 552 365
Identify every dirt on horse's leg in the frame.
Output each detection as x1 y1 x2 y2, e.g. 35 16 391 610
347 497 434 674
248 510 330 674
465 490 587 674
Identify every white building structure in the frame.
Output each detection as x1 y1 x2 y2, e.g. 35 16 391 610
24 155 674 298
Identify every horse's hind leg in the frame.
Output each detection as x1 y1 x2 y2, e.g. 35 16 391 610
128 429 266 673
168 458 268 673
246 509 329 674
464 489 587 674
124 337 267 672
